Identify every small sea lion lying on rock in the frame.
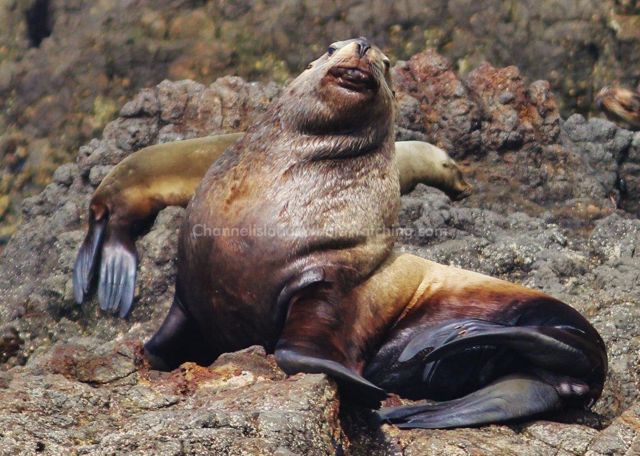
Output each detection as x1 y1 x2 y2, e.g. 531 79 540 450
73 136 471 314
396 141 472 197
73 38 606 429
595 85 640 130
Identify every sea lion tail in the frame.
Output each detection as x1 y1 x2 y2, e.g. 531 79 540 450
73 211 107 304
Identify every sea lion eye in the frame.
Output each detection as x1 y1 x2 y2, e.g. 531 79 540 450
327 45 337 56
383 59 390 70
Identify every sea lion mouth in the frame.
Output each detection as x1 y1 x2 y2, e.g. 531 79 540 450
329 66 377 92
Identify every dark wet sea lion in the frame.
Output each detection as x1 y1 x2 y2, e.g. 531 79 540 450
595 85 640 130
74 38 606 428
73 135 471 314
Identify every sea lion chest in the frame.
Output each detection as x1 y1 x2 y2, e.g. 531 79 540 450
176 146 399 353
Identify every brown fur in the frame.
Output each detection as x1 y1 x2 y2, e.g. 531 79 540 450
90 133 243 227
395 141 472 199
138 40 605 418
596 85 640 130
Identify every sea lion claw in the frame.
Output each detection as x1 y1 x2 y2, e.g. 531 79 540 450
73 214 107 304
377 374 562 429
97 229 137 317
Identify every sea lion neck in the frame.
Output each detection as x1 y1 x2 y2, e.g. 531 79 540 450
242 101 395 163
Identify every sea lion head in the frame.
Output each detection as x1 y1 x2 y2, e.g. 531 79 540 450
595 85 640 130
279 37 395 145
440 157 473 201
426 145 472 201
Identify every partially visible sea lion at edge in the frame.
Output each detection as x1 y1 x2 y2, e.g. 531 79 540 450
595 85 640 130
73 135 471 314
73 38 606 429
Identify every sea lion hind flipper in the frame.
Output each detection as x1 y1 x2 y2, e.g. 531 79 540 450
397 318 506 364
73 214 108 304
97 227 138 317
377 374 562 429
418 324 601 378
275 349 387 408
144 296 214 370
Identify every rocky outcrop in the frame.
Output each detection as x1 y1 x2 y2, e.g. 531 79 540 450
0 54 639 453
1 343 345 455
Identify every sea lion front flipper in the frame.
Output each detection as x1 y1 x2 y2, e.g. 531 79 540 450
73 212 107 304
275 349 387 407
377 374 562 429
97 226 137 317
274 279 387 408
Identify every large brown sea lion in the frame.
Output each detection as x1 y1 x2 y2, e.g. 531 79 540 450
73 135 471 315
73 38 606 429
595 85 640 130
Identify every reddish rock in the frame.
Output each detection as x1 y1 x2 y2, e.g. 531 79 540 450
393 49 482 158
466 64 561 152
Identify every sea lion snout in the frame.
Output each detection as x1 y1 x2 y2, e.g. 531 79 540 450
451 181 473 201
325 38 390 74
449 163 473 200
355 37 371 58
594 86 612 111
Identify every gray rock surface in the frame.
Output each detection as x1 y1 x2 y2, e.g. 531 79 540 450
0 66 639 453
